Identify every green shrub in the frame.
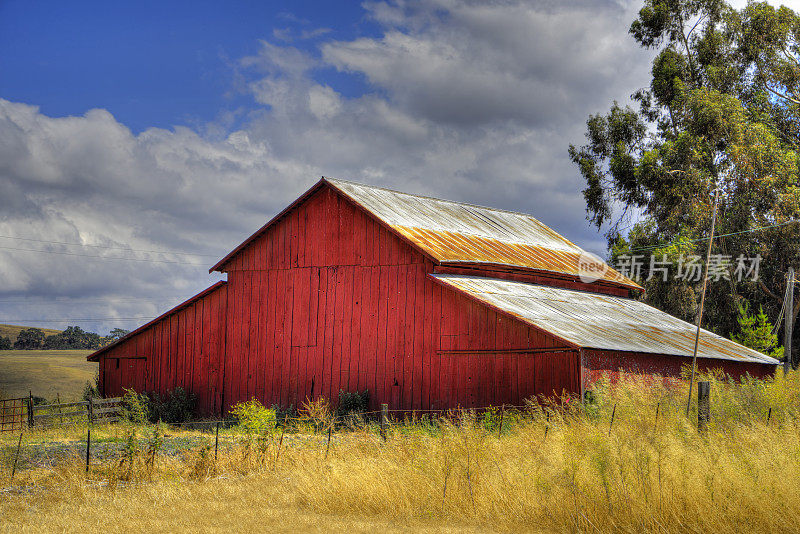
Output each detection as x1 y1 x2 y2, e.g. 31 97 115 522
149 387 196 424
121 388 151 425
118 388 196 424
82 371 101 401
230 399 277 435
336 389 370 418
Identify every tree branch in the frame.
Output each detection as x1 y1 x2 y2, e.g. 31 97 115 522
759 278 782 302
764 83 800 105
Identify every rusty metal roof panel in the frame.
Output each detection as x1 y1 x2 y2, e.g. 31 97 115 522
327 178 640 289
432 274 778 364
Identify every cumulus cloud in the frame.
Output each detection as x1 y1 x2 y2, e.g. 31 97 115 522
0 0 652 333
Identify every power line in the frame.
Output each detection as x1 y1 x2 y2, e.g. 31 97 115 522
0 245 207 265
626 219 800 254
0 234 220 257
0 317 157 323
0 296 199 304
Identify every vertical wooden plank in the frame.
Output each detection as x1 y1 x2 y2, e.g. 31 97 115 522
339 266 354 394
280 269 293 407
185 304 194 392
309 267 323 400
262 269 275 406
364 266 379 409
386 264 400 410
253 271 264 403
331 264 346 403
402 266 415 411
375 265 388 407
350 266 364 394
320 267 334 401
308 266 319 347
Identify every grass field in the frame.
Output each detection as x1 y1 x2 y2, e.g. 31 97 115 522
0 350 96 400
0 324 60 343
1 372 800 533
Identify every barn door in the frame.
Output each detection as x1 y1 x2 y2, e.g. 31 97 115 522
119 358 146 392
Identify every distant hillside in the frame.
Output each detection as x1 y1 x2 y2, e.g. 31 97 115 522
0 324 61 343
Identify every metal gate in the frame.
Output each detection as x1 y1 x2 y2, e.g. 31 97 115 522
0 397 26 433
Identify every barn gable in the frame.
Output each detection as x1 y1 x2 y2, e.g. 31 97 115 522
211 178 640 295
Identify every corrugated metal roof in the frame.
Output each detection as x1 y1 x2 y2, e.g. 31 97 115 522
432 274 778 365
327 178 640 290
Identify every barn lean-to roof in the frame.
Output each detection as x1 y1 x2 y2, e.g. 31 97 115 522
211 177 641 291
87 281 227 361
431 274 778 365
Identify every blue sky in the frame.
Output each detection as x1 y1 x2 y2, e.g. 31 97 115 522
0 0 382 133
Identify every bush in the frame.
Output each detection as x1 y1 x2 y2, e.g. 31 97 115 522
82 371 102 401
336 389 370 419
230 399 277 435
118 388 196 424
149 387 196 424
121 388 151 425
0 335 11 350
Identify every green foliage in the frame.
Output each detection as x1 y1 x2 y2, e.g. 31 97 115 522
0 336 11 350
732 301 784 359
42 325 104 350
14 328 45 349
122 388 151 425
336 389 370 418
231 399 277 435
117 388 196 424
569 0 800 340
148 387 196 424
82 371 101 401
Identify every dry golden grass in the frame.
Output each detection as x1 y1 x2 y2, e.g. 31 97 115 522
2 371 800 533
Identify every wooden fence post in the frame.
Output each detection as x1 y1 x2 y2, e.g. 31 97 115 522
27 391 34 429
87 397 94 425
10 433 22 485
380 403 388 441
697 381 710 434
85 427 91 474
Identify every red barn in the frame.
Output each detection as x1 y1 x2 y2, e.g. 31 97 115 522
88 178 778 414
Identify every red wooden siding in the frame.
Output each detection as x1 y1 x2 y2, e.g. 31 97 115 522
582 349 776 389
97 282 228 415
219 186 580 413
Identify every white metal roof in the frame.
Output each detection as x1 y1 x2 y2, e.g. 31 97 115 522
327 178 640 289
432 274 778 364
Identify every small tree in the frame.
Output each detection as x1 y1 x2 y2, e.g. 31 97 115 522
0 336 11 350
14 328 45 349
732 301 784 360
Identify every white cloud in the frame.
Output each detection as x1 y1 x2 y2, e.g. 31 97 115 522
0 0 654 334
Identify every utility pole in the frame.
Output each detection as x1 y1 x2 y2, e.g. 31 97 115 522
785 267 794 375
687 189 720 416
